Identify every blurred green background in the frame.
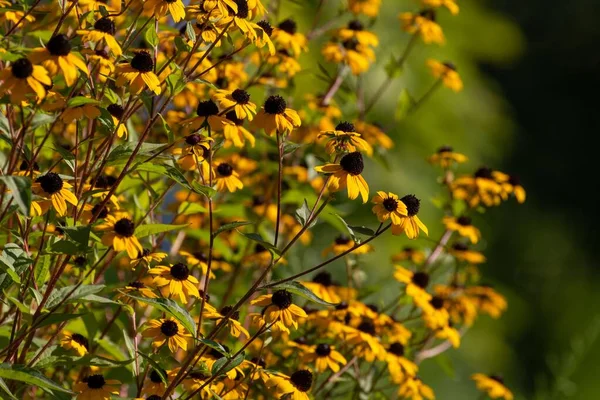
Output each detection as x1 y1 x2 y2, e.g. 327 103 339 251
275 0 600 398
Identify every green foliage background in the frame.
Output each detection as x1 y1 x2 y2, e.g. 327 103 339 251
276 0 599 398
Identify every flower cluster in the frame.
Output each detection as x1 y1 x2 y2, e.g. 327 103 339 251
0 0 520 399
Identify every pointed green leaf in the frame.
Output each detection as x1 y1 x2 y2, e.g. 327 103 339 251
270 281 339 307
134 223 188 239
0 364 72 394
0 176 31 217
123 294 196 335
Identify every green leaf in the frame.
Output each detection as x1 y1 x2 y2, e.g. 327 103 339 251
0 364 72 394
144 25 159 47
213 221 252 237
134 223 188 239
123 294 196 335
34 255 51 287
0 377 18 400
166 68 186 96
45 284 105 309
46 240 82 255
177 201 207 215
197 338 229 356
270 281 339 307
67 96 99 107
385 55 403 78
348 225 375 237
52 146 75 171
0 176 31 217
35 313 87 329
106 142 166 163
0 244 31 287
137 352 168 383
211 352 244 377
185 21 196 42
133 162 191 189
98 5 109 17
191 181 217 198
331 213 359 242
174 36 191 52
30 114 55 129
395 89 414 121
435 353 455 378
283 142 302 155
60 225 91 248
240 232 281 256
295 199 317 228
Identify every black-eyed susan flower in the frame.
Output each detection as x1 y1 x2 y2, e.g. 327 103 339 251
31 172 78 217
204 305 249 338
130 248 167 268
450 242 486 264
116 51 161 95
472 374 513 400
337 20 379 47
427 59 463 92
452 167 504 208
372 191 409 224
500 175 526 204
144 0 185 22
78 17 122 57
300 272 343 304
315 151 369 203
397 376 435 400
96 212 143 259
443 216 480 244
213 88 257 121
302 343 347 373
266 370 313 400
214 162 244 192
148 263 200 303
29 34 89 87
322 38 375 75
322 235 373 257
399 9 445 45
116 280 158 303
61 332 89 356
251 290 307 334
185 99 227 132
223 111 256 148
253 95 301 135
73 374 120 400
394 266 431 302
82 49 115 83
255 20 276 55
0 57 51 103
271 19 307 57
61 102 101 123
106 104 128 138
354 120 393 150
428 145 467 167
422 0 459 15
318 121 373 155
465 286 507 319
435 322 461 348
141 368 170 396
415 295 450 329
385 342 418 383
392 247 426 264
174 134 212 171
173 368 213 397
342 318 387 362
142 318 191 352
348 0 381 17
390 194 428 239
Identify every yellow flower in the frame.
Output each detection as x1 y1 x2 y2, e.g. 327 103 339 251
266 370 313 400
130 248 167 267
354 120 394 149
318 121 373 155
449 243 486 264
271 19 307 57
315 152 369 203
106 104 128 138
465 286 507 319
322 39 375 75
148 263 200 303
390 195 428 239
78 17 122 56
443 216 481 243
116 280 158 303
250 290 307 333
83 49 115 82
322 235 373 257
142 318 191 352
212 88 257 121
385 342 418 383
392 247 426 264
185 99 228 132
414 295 450 329
394 266 431 302
427 59 463 92
174 134 212 171
435 323 461 347
337 20 379 47
0 58 51 103
397 376 435 400
253 95 301 135
372 191 409 224
499 175 526 204
96 212 143 259
73 374 120 400
452 167 504 208
214 161 244 192
29 35 89 86
61 331 89 356
472 374 513 400
222 111 256 147
342 318 387 362
203 305 249 338
144 0 186 22
116 51 161 95
428 145 467 167
422 0 459 15
399 10 445 45
348 0 381 17
302 343 347 373
61 102 101 123
31 173 78 217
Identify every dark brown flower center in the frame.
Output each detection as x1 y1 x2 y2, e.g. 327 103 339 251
113 218 135 237
11 58 33 79
128 280 145 289
437 145 453 153
188 371 209 380
71 333 89 349
335 121 355 132
420 8 436 21
170 263 190 280
257 20 273 36
37 172 63 194
357 318 376 335
411 272 429 289
290 369 312 392
263 95 287 114
347 20 364 31
131 51 154 72
149 369 163 383
86 374 106 389
312 271 332 287
231 88 250 104
452 243 469 251
250 357 266 368
509 175 521 186
147 396 162 400
490 375 504 384
185 134 202 145
474 166 493 179
91 204 108 219
383 197 399 212
342 38 359 51
278 19 297 34
74 256 87 266
457 216 471 226
196 99 219 117
232 0 249 18
216 163 233 177
335 235 350 245
443 61 457 71
220 306 240 321
430 296 445 310
340 151 364 176
47 34 71 56
160 320 179 337
225 111 244 125
94 17 116 35
388 342 405 356
107 104 124 120
315 343 331 356
271 290 292 309
400 194 420 217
